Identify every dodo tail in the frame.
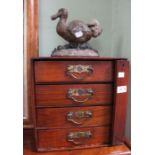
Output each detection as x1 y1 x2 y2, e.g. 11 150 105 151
87 19 102 37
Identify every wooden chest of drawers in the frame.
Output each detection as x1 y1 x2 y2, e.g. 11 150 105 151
32 57 129 152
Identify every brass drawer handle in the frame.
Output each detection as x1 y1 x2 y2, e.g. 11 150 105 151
67 131 92 145
66 64 93 80
67 111 92 125
67 88 94 103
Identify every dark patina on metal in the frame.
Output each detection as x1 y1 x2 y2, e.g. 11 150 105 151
67 131 92 145
51 8 102 56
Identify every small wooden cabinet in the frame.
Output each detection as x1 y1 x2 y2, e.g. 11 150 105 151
31 57 129 152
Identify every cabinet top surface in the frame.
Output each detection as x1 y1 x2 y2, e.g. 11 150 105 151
32 56 128 61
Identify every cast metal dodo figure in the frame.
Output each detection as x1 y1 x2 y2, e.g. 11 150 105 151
51 8 102 56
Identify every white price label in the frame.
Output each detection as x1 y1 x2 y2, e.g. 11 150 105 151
117 86 127 93
118 72 125 78
75 31 83 38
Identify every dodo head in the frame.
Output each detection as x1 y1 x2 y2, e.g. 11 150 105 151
51 8 68 20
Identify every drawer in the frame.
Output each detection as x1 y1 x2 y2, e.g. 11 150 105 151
35 84 113 107
37 126 111 151
34 61 113 83
36 106 112 128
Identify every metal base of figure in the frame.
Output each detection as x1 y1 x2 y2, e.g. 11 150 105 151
51 43 99 56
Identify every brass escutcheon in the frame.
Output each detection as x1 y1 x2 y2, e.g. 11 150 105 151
67 111 92 125
67 88 94 103
66 64 93 80
67 131 92 145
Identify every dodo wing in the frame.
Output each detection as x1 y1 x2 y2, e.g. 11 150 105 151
67 20 91 38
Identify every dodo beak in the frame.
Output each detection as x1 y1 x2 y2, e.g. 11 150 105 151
51 12 60 20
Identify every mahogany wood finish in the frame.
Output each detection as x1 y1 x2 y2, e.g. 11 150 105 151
34 61 113 83
24 129 131 155
124 137 131 150
36 106 112 128
112 60 129 145
32 57 129 152
35 84 113 107
23 0 38 128
32 56 127 61
37 126 111 151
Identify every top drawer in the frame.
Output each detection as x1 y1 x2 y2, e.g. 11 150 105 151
34 61 113 83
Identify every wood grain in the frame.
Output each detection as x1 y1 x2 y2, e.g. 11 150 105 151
35 84 113 107
31 58 129 152
24 128 131 155
36 126 111 151
34 61 113 83
32 56 127 61
23 0 39 128
36 106 112 128
112 60 129 145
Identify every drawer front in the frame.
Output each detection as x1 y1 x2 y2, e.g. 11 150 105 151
34 61 113 83
37 126 111 150
36 84 113 107
36 106 112 128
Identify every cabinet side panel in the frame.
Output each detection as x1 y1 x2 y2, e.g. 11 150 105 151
112 60 129 145
32 60 39 151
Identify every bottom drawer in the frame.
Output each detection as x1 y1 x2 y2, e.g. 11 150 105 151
36 126 111 151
